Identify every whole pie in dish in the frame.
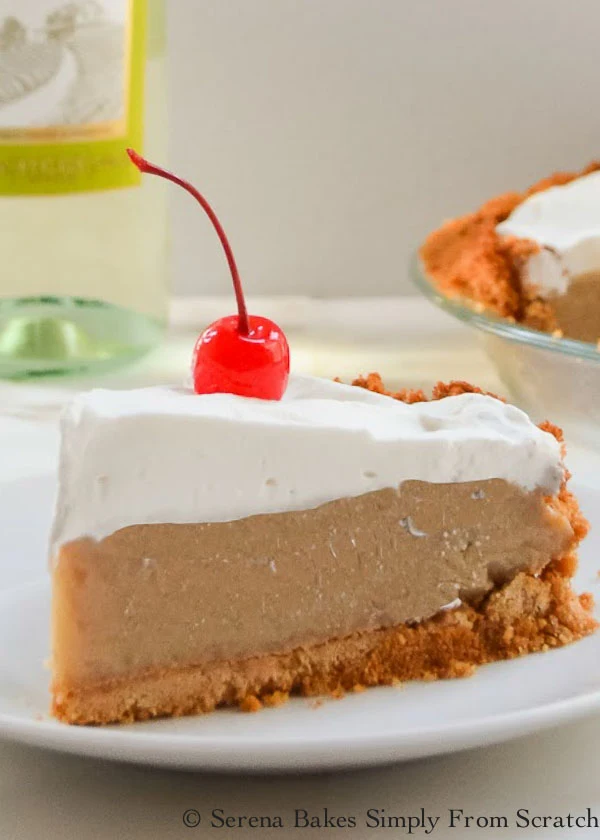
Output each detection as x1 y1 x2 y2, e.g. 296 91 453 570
420 162 600 345
50 373 596 725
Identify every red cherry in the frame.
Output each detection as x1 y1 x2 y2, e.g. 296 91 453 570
193 314 289 399
127 148 290 400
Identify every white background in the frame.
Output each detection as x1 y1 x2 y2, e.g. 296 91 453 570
167 0 600 298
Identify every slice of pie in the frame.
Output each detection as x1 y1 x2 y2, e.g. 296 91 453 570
420 162 600 344
50 373 596 725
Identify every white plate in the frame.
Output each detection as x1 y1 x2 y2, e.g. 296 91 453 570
0 475 598 773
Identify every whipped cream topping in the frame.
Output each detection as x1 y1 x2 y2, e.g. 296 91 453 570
496 170 600 295
50 374 564 553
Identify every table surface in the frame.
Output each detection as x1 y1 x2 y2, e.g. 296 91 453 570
1 297 599 840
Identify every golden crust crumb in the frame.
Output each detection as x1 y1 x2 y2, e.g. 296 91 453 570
262 690 289 708
351 373 504 404
239 695 263 713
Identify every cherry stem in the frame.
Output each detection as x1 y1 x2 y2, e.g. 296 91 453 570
127 148 249 335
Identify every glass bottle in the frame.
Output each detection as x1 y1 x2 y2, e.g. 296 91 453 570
0 0 168 377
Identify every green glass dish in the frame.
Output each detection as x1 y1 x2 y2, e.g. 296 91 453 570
0 297 165 379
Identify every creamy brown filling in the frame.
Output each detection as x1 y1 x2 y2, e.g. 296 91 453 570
52 479 573 689
549 271 600 344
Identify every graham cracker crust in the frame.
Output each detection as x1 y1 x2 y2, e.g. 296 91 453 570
419 161 600 335
52 570 596 725
51 378 596 725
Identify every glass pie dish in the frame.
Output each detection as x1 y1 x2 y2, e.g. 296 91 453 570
411 255 600 448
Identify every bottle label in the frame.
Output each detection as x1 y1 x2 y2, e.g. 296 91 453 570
0 0 146 195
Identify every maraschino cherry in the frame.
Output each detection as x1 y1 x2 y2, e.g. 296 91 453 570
127 149 290 400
